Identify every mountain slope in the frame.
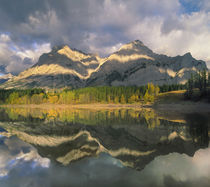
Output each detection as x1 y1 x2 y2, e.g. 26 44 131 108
1 40 207 89
87 40 206 86
2 45 105 89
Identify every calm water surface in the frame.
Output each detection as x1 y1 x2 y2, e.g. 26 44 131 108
0 107 209 187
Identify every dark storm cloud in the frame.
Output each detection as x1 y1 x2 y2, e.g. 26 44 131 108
0 0 130 59
0 0 107 47
0 0 48 43
1 0 179 50
0 0 210 75
0 0 47 24
0 0 209 50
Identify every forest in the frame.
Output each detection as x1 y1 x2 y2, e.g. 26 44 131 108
0 83 162 104
185 70 210 101
0 71 208 105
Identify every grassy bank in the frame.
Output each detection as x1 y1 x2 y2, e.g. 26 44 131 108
155 90 186 104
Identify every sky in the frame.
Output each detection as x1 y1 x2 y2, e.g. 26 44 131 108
0 0 210 75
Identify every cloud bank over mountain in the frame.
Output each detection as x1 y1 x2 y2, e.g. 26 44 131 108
0 0 210 74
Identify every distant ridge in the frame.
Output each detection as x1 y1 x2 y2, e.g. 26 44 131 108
1 40 207 89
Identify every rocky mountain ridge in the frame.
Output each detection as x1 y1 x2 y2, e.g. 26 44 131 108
1 40 207 89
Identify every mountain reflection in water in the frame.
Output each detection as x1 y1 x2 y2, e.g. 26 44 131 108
0 107 209 187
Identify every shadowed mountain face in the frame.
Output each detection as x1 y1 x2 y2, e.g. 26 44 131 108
87 41 207 86
1 40 207 89
0 107 209 171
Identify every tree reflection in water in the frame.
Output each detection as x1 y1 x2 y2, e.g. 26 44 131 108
0 107 209 187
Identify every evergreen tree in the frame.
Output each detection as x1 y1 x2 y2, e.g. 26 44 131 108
185 74 194 99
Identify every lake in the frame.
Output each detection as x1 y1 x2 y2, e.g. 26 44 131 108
0 106 209 187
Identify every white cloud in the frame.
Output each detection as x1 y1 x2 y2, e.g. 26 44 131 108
0 34 11 43
0 0 210 74
74 0 210 66
122 10 210 65
83 32 123 56
0 33 51 75
16 43 51 62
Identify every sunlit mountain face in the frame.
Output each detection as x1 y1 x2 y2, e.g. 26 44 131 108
1 41 207 89
0 107 209 186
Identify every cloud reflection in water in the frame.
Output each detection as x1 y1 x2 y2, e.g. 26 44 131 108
0 135 50 178
0 134 209 187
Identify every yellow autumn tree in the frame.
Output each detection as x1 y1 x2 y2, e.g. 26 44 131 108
120 94 126 104
143 83 159 103
114 96 119 103
128 94 136 103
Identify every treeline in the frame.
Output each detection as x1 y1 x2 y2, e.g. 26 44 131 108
0 84 160 104
0 88 44 104
159 84 186 92
185 70 210 101
0 82 190 105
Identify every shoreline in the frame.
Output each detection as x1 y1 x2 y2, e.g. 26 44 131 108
0 103 151 110
0 101 210 113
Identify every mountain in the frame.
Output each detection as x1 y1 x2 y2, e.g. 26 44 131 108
1 40 207 89
2 45 105 89
87 40 207 86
